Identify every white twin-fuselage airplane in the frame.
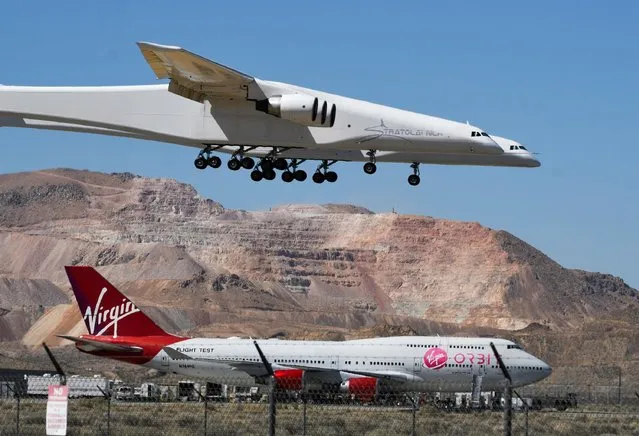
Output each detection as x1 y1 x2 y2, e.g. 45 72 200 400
0 42 539 186
61 266 551 400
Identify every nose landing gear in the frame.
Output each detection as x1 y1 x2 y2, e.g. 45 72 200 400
407 162 420 186
363 150 377 175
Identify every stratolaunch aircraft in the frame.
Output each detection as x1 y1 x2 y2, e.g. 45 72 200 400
0 42 539 186
60 266 551 399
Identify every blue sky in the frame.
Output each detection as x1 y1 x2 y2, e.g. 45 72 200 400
1 1 637 287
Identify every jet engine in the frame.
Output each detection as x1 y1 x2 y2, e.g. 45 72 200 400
255 94 336 127
273 369 304 390
340 377 378 402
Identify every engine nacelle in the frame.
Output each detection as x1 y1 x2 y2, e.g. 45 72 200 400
255 94 336 127
273 369 304 391
340 377 378 402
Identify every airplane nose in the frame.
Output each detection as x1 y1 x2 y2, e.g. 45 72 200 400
539 360 552 380
530 156 541 167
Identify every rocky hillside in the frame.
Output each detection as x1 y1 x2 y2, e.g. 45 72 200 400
0 168 637 386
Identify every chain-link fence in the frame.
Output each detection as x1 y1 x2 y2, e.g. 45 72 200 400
0 371 637 435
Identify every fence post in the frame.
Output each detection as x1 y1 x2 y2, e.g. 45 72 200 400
42 343 66 386
513 390 528 436
204 397 208 436
97 385 111 436
253 340 276 436
490 342 512 436
302 393 307 436
6 384 20 436
16 390 20 436
268 376 276 436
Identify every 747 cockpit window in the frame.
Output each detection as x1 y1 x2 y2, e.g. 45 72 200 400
509 145 528 151
507 344 522 349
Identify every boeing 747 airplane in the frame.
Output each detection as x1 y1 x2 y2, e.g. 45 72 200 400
0 42 539 186
59 266 551 400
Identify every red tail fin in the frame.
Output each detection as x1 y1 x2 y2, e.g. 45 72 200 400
65 266 169 338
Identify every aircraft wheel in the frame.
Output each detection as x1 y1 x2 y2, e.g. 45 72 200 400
294 170 307 182
250 170 263 182
325 171 338 183
194 157 208 170
241 157 255 170
312 172 325 184
208 156 221 168
261 160 274 172
363 162 377 175
273 158 288 171
263 170 276 181
228 158 242 171
408 174 420 186
281 171 294 183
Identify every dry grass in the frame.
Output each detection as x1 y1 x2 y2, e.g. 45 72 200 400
0 399 636 435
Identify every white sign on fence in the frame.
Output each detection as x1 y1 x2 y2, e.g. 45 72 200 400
46 385 69 435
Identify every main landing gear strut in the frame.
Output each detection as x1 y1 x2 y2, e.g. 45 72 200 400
194 145 222 170
280 159 307 183
249 147 292 182
312 160 338 184
227 146 258 171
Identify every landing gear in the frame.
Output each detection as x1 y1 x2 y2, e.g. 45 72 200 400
407 162 420 186
229 146 258 171
312 172 325 184
208 156 221 168
363 150 377 174
194 156 208 170
281 171 295 183
294 170 307 182
241 156 255 170
227 158 242 171
263 169 276 181
286 159 307 182
194 145 218 170
250 170 263 182
363 162 377 175
313 160 338 184
273 158 288 171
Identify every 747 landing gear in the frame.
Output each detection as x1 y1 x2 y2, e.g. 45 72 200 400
313 160 338 184
408 162 420 186
363 150 377 174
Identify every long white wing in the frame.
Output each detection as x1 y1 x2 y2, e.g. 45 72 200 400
137 42 253 102
162 347 411 382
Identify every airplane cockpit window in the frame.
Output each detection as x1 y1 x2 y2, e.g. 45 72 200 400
471 131 491 137
507 344 522 349
519 146 527 150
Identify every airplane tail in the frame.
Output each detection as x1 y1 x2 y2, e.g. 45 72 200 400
65 266 170 338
